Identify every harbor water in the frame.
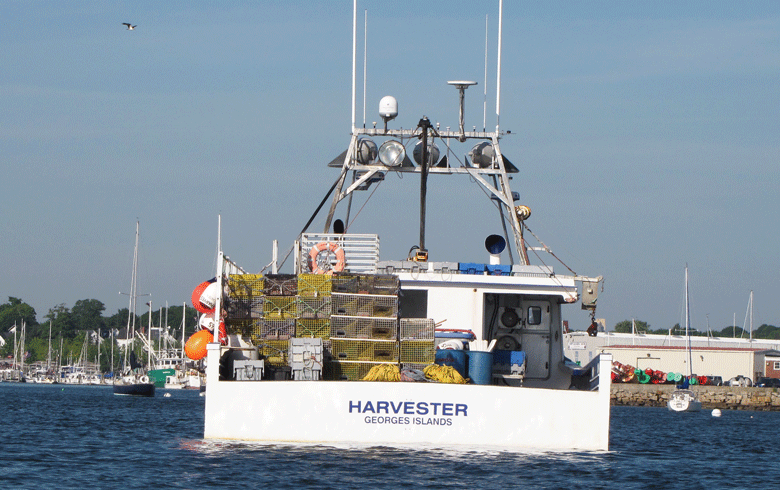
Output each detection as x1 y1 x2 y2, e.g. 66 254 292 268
1 383 776 489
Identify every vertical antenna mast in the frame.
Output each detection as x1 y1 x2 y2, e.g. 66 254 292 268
363 9 367 128
483 14 488 132
495 0 503 132
351 0 357 131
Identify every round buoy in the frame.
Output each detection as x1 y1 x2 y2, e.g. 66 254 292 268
163 392 172 398
711 409 722 418
185 329 213 360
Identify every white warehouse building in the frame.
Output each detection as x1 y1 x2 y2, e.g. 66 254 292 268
564 331 780 382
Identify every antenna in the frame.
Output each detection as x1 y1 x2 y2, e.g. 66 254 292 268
362 9 367 128
495 0 503 132
351 0 357 131
483 14 488 132
448 81 477 142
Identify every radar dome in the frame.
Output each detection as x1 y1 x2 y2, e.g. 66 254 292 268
379 96 398 121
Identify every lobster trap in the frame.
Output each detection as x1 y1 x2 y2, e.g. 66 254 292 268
297 296 332 319
228 274 265 297
324 361 381 381
261 296 298 319
253 319 296 341
400 340 436 364
259 340 289 367
331 316 397 340
400 318 435 340
330 339 399 362
296 319 331 339
331 293 398 317
297 273 332 297
263 274 298 296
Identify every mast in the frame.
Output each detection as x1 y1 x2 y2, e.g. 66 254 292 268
180 302 186 360
749 290 753 341
47 320 52 371
123 220 140 372
685 266 692 377
147 301 153 369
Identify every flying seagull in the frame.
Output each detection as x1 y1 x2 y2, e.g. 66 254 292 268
122 23 136 30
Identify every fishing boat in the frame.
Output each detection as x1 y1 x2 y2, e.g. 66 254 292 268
198 0 611 451
113 221 155 397
668 266 701 412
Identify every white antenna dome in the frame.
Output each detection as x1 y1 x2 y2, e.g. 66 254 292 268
379 96 398 121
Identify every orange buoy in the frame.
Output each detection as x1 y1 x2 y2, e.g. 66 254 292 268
185 329 213 360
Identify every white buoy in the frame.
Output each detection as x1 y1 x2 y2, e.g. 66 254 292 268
163 392 172 398
711 409 722 417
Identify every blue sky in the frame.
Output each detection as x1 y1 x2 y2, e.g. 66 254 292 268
1 1 778 334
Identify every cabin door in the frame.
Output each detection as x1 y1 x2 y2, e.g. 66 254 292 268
520 300 552 379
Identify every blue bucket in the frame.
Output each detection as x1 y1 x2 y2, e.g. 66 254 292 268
434 349 466 378
466 351 494 385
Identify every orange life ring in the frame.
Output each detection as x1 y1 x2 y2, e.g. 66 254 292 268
309 242 345 274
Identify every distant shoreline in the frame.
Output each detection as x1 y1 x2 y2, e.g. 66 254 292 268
612 384 780 410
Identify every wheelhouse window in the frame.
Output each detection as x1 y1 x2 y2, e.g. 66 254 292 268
400 289 428 318
527 306 542 325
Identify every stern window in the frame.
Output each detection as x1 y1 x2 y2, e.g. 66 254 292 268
527 306 542 325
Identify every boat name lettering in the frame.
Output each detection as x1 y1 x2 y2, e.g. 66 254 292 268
349 400 467 416
362 416 454 426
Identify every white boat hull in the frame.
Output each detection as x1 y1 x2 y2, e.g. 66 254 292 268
204 346 612 451
667 390 702 412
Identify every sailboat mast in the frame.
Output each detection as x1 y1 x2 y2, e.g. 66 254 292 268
180 302 186 360
685 266 692 376
47 320 52 371
749 290 753 341
147 301 153 369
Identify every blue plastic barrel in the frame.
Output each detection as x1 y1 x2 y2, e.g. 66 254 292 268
466 351 494 385
434 349 466 378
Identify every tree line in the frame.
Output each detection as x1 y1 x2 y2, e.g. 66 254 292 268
612 319 780 339
0 296 199 370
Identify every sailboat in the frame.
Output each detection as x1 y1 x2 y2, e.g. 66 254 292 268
113 221 155 397
668 265 702 412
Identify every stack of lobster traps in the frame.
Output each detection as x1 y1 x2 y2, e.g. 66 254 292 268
326 274 400 380
224 272 417 380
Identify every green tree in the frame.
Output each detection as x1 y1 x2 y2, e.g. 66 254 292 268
71 299 106 333
0 297 38 334
754 324 780 340
44 304 76 339
718 325 746 338
613 320 651 334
